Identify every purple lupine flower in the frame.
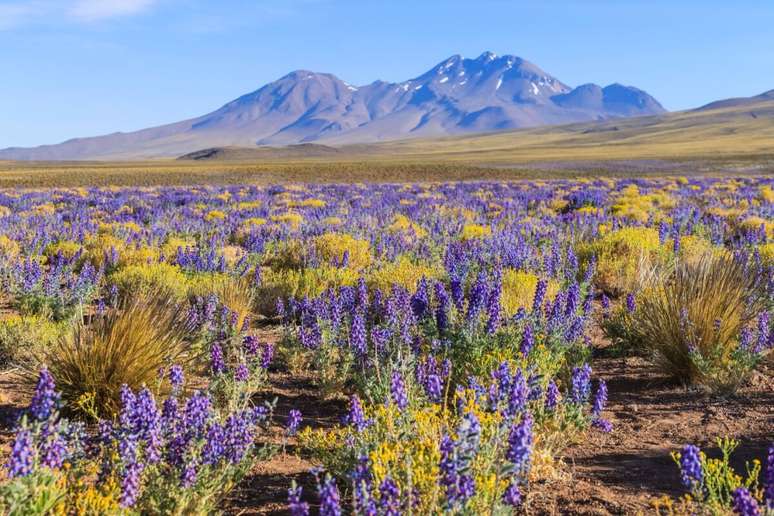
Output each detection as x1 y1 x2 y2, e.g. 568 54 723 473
210 343 226 374
168 364 184 392
378 477 401 516
29 367 60 422
466 271 489 323
570 364 592 404
183 391 212 437
600 294 610 315
234 363 250 382
532 279 547 315
120 462 143 507
426 374 443 403
506 370 528 418
39 425 67 469
349 311 367 359
565 282 580 316
545 380 560 411
243 335 259 356
485 274 502 335
180 460 198 488
223 411 255 464
625 293 636 314
260 342 275 369
592 380 608 418
318 475 342 516
435 281 450 333
286 409 302 436
502 483 522 506
439 435 460 506
679 444 703 491
201 423 225 465
410 277 429 320
756 312 771 353
390 371 408 410
118 435 143 508
6 429 34 478
288 483 310 516
520 324 534 357
507 414 533 474
658 221 669 244
347 394 370 432
732 487 761 516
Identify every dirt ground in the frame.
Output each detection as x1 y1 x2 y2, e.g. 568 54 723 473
1 325 772 515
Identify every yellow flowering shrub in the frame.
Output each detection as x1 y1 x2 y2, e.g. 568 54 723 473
461 224 491 240
0 235 20 257
257 266 359 315
0 314 64 366
204 210 227 222
44 240 82 260
759 243 774 266
290 198 326 208
234 200 263 211
366 255 438 293
611 185 675 223
500 270 559 316
759 184 774 203
271 212 304 228
110 262 190 300
314 233 372 270
578 227 664 295
387 214 427 238
738 216 773 237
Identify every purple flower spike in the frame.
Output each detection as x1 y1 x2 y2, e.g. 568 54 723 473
286 409 302 436
30 367 60 422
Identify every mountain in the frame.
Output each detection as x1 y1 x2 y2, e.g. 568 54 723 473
0 52 666 160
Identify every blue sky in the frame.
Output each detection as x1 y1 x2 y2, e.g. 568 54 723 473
1 0 772 147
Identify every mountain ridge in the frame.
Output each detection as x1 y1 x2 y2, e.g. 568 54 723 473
1 51 666 160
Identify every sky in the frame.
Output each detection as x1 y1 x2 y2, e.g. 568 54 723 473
1 0 773 148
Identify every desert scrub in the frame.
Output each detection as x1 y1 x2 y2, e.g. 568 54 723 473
34 291 199 418
623 252 771 393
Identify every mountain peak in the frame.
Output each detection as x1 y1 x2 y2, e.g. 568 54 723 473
477 51 498 62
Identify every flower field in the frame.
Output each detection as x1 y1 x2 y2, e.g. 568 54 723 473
0 176 772 515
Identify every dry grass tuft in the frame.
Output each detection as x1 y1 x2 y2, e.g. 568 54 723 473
33 291 198 418
632 251 768 392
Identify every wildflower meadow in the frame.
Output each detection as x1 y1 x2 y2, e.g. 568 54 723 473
0 176 771 514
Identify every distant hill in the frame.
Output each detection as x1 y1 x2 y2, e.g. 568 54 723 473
177 143 342 161
0 52 665 161
176 89 774 164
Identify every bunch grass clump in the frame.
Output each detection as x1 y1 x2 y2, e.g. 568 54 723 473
34 290 198 418
631 251 769 392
